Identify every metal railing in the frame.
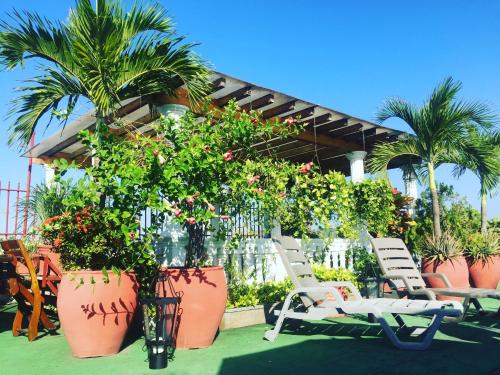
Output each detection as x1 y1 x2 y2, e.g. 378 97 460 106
0 180 30 239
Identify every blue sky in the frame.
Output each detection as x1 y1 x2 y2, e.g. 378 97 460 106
0 0 498 218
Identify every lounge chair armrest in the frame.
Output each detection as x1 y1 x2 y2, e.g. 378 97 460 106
287 286 347 304
384 274 415 292
421 272 452 288
320 281 362 300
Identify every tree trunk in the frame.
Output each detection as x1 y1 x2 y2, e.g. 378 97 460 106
427 162 442 239
94 113 106 208
480 191 487 235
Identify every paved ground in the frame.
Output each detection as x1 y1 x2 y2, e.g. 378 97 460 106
0 299 499 375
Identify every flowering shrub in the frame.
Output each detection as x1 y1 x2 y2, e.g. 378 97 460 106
281 171 396 239
40 208 128 271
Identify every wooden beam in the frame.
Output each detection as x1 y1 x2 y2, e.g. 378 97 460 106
214 86 252 107
262 100 296 119
299 112 332 127
342 127 376 142
211 77 226 92
294 130 363 152
328 123 363 137
240 94 274 111
33 152 91 167
316 118 348 133
279 106 316 121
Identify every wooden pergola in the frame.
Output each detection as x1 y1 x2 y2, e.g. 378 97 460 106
23 71 407 176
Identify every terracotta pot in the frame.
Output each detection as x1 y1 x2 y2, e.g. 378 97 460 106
421 256 469 301
161 266 227 349
57 270 138 358
37 245 62 273
468 255 500 289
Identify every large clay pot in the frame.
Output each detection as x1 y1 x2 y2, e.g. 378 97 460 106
161 266 227 349
57 270 138 358
468 255 500 289
421 256 469 301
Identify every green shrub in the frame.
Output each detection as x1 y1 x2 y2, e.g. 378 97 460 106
421 231 462 262
311 264 360 288
465 231 500 263
226 265 359 308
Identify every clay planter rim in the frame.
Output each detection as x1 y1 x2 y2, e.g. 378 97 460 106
466 255 499 265
61 269 134 274
421 255 465 265
165 266 224 270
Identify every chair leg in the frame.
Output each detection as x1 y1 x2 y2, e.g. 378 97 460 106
12 309 23 337
27 292 41 341
264 294 295 342
377 314 444 350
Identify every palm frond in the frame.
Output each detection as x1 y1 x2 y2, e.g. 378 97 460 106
367 137 421 173
0 9 75 74
0 0 210 147
8 66 86 147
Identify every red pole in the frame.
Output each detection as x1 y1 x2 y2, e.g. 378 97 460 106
23 133 35 236
14 182 20 237
5 181 10 239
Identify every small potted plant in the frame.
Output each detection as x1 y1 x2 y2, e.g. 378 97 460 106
347 246 381 298
465 231 500 289
420 231 469 300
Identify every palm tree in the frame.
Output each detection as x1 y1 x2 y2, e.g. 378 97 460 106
0 0 210 148
368 77 494 239
451 131 500 234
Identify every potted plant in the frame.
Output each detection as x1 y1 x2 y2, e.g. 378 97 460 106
347 246 381 298
39 206 155 358
465 231 500 289
19 183 75 271
420 231 469 300
143 102 301 348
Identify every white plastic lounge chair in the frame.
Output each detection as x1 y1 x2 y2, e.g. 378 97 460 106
371 237 500 321
264 236 463 350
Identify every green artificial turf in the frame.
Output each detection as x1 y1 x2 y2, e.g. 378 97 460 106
0 299 498 375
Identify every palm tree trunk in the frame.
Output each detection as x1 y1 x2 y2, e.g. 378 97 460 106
427 162 442 239
480 191 487 235
95 113 106 208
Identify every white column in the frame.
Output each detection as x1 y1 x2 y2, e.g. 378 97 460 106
403 167 418 215
44 165 55 187
346 151 367 183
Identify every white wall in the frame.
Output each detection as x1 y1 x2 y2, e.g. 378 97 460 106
154 222 361 283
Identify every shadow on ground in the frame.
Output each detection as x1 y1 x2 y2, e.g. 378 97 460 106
218 313 500 375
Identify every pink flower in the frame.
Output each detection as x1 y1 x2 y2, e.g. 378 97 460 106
299 162 314 174
186 217 196 225
203 145 211 152
153 149 159 156
129 232 136 239
193 192 200 198
256 188 264 194
392 187 399 194
223 150 233 161
250 118 258 125
158 154 166 165
219 215 230 221
247 175 261 186
284 117 297 126
186 196 195 206
174 208 182 218
207 202 216 212
278 192 286 198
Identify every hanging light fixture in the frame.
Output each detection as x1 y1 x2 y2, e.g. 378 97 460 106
141 272 180 370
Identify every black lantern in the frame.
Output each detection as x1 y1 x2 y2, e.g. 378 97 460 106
141 272 180 370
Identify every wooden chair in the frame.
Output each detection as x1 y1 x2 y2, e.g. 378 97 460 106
0 240 56 341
